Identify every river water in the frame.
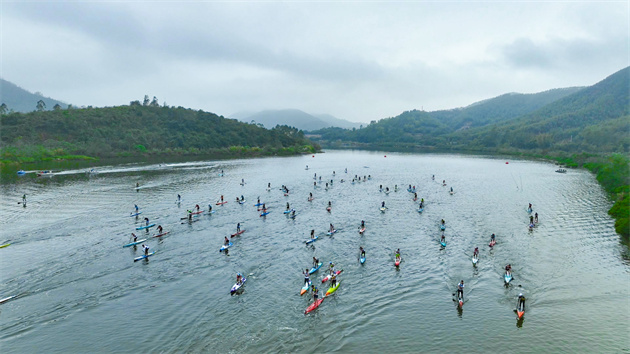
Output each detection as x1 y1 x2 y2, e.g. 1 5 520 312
1 150 628 353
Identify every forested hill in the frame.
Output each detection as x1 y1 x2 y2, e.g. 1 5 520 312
429 87 583 131
0 105 319 161
311 66 628 154
0 79 68 113
453 66 630 152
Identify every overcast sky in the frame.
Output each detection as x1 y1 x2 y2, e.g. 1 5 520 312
2 1 627 123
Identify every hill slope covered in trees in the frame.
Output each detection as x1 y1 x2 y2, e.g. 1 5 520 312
1 105 319 162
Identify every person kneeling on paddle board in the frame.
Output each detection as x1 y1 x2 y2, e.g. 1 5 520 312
457 280 464 299
143 244 150 256
518 293 526 311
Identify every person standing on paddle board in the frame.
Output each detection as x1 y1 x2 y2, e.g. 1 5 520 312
224 236 230 246
303 269 310 286
312 285 319 301
414 192 417 200
473 247 479 257
329 262 335 275
143 244 150 256
131 233 138 242
529 215 534 225
395 249 401 261
518 293 526 311
236 223 241 232
177 194 181 202
491 233 496 242
208 205 213 213
187 211 193 220
450 187 453 193
535 213 539 223
360 220 365 229
328 201 332 208
331 273 337 287
268 182 271 189
505 264 512 275
286 202 290 211
432 175 435 180
457 280 465 299
220 195 224 203
144 217 149 226
441 219 445 225
236 273 243 285
157 225 163 234
381 201 386 208
329 224 335 233
134 204 139 213
313 256 319 268
195 204 200 212
441 234 446 244
308 192 313 201
360 247 365 258
291 209 296 217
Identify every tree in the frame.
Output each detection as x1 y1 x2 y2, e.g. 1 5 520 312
0 103 7 115
150 96 159 107
130 100 141 106
36 100 46 111
53 104 62 110
143 95 150 106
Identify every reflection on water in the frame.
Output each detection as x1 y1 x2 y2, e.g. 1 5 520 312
0 150 628 353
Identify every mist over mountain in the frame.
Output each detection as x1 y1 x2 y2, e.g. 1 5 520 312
0 79 69 113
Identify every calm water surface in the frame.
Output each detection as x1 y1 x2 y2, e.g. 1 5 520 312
1 150 628 353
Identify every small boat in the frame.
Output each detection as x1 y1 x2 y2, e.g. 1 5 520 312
304 297 325 314
305 236 319 245
220 242 233 252
37 170 53 177
300 280 311 295
123 239 147 247
231 230 246 237
308 262 322 274
134 252 155 262
555 169 567 173
321 270 343 283
136 223 156 230
230 278 247 295
325 281 341 296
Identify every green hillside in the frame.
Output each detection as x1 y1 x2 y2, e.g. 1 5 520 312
1 105 319 163
0 79 69 113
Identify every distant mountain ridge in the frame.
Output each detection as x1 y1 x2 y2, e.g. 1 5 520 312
0 79 68 113
231 109 359 131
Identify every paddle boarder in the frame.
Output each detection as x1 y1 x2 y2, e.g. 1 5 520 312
505 264 512 275
473 247 479 257
291 209 296 217
286 202 290 211
419 198 424 208
195 204 200 212
224 236 230 246
491 233 496 242
395 249 401 261
327 201 332 208
177 194 181 203
134 204 139 213
329 224 335 233
142 244 150 256
414 192 417 200
330 273 337 288
328 262 335 275
22 194 27 204
313 256 319 268
529 215 534 224
457 280 464 299
312 285 319 302
236 273 243 285
220 195 224 203
360 220 365 229
131 233 138 242
144 217 150 226
208 205 213 213
535 213 539 223
360 247 365 258
518 293 526 311
157 225 163 234
303 269 310 286
308 192 313 201
441 234 446 244
236 223 241 233
381 201 386 208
